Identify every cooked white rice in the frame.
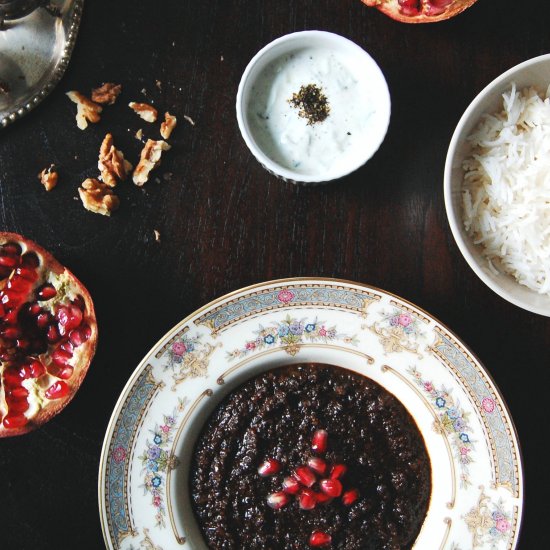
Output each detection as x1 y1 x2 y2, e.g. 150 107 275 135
462 82 550 295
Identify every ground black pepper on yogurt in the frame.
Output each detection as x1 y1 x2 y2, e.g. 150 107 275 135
190 363 431 549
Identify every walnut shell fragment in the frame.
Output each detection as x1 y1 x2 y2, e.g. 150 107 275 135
66 91 102 130
78 178 119 216
133 139 171 186
129 101 158 123
38 165 58 191
160 112 177 140
91 83 122 105
98 133 133 187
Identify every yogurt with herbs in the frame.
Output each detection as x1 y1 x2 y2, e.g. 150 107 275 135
245 46 388 179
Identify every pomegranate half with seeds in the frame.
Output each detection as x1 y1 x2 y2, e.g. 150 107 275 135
362 0 478 23
0 232 97 437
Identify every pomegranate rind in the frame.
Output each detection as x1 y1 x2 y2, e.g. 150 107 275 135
0 232 98 437
362 0 478 24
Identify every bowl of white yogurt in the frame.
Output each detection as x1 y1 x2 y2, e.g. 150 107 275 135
236 31 391 184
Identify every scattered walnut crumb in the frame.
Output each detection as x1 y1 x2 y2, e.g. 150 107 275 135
78 178 119 216
160 112 177 139
155 80 162 91
154 230 161 242
91 82 122 105
183 115 195 126
66 91 102 130
129 101 157 123
220 55 224 62
38 164 58 191
133 139 171 186
135 128 143 140
98 133 133 187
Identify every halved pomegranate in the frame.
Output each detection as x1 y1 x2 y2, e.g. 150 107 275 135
362 0 478 23
0 232 97 437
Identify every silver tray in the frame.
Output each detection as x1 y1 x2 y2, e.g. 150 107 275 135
0 0 84 128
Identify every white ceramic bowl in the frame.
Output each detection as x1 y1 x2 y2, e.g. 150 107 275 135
444 54 550 317
236 31 391 184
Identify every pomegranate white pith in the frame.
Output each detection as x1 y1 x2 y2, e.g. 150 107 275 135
363 0 478 23
0 233 97 437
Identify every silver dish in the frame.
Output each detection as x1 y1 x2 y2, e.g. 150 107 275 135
0 0 84 128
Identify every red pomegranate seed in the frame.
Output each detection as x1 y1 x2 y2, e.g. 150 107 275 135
293 466 316 488
342 489 360 506
15 338 30 349
7 277 31 292
9 386 29 399
36 312 51 328
52 348 72 366
258 458 281 477
15 266 38 282
3 309 18 324
27 302 42 316
29 360 45 378
312 429 328 453
57 305 83 332
319 479 343 498
2 414 28 429
309 531 332 547
47 324 60 343
21 252 39 268
69 328 86 347
315 491 332 504
0 255 18 268
298 489 317 510
7 399 29 414
266 491 289 510
37 284 57 300
1 242 22 255
45 381 69 399
56 365 74 380
282 476 301 494
307 457 327 475
1 326 21 340
1 291 22 308
18 364 33 380
330 464 347 480
60 340 74 354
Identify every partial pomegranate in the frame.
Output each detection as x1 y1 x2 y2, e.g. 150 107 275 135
0 233 97 437
362 0 478 23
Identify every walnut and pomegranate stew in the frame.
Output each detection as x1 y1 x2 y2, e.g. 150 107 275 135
190 363 431 549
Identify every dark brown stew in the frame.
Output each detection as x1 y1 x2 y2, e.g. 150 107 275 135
190 363 431 549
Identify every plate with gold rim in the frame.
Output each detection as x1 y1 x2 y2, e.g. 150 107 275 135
98 278 523 550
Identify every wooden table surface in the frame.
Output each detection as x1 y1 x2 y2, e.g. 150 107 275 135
1 0 548 548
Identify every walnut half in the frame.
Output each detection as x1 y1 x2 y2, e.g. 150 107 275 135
160 112 177 140
98 133 133 187
78 178 119 216
38 165 58 191
66 91 102 130
129 101 158 123
91 83 122 105
133 139 171 186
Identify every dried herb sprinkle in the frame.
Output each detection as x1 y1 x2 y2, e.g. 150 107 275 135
289 84 330 125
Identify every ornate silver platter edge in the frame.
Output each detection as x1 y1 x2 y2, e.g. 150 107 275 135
0 0 84 128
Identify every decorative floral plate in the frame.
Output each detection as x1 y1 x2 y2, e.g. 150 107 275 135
98 278 523 550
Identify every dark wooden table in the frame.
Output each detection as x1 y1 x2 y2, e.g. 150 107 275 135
0 0 548 548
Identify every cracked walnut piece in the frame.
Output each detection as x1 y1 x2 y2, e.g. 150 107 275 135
133 139 171 186
38 165 58 191
160 112 177 139
98 133 133 187
66 91 102 130
78 178 120 216
129 101 158 123
91 82 122 105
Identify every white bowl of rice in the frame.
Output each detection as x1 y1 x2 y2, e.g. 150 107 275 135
445 54 550 317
